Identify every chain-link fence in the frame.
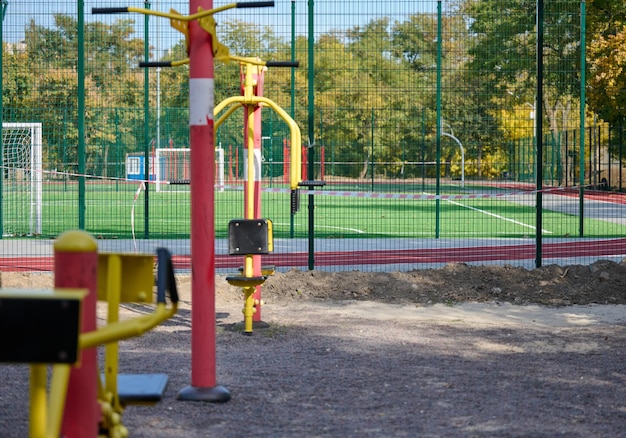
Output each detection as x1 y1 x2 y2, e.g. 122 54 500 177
2 1 626 272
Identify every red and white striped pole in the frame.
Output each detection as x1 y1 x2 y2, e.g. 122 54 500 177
178 0 230 402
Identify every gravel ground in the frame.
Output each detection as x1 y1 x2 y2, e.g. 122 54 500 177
1 264 626 437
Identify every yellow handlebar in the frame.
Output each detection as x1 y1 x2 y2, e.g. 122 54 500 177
93 2 303 190
80 247 179 349
92 2 274 21
79 303 177 350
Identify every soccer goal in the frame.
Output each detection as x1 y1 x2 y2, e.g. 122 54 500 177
1 122 43 236
154 147 224 192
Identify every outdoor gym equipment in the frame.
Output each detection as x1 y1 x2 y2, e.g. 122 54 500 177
104 1 302 336
144 51 303 336
167 54 301 334
0 287 87 438
93 247 179 437
0 230 178 438
214 56 301 334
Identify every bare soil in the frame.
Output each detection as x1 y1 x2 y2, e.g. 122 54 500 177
1 261 626 437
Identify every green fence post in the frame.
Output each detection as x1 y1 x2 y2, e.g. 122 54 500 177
307 0 315 270
535 0 545 268
435 0 442 239
114 109 119 192
143 0 151 239
421 107 426 193
617 117 624 192
370 108 374 192
78 0 86 230
0 0 6 238
579 0 586 236
289 0 296 238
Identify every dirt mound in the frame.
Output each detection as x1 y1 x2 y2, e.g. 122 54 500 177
258 260 626 306
3 259 626 307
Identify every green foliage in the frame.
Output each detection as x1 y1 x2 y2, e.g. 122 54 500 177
586 0 626 123
2 4 622 183
7 14 148 175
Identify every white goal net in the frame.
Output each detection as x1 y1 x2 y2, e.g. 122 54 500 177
2 122 43 236
154 147 224 192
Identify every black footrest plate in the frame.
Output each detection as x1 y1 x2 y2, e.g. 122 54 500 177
226 275 267 287
117 373 169 405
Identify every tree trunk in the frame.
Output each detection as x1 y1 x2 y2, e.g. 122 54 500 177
103 145 109 178
359 158 369 179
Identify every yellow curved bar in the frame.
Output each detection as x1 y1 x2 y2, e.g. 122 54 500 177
228 55 267 67
214 103 242 132
214 97 245 132
255 97 302 189
126 6 186 20
214 96 302 189
79 304 177 350
125 2 237 21
124 3 239 63
169 58 190 67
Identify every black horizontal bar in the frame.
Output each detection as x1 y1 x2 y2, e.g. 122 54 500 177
236 1 274 9
92 7 129 14
299 180 326 188
266 61 299 68
139 61 173 68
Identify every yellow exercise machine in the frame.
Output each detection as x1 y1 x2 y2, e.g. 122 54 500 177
91 248 179 437
0 246 178 438
113 2 303 334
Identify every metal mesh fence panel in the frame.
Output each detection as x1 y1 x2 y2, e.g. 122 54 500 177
2 1 626 273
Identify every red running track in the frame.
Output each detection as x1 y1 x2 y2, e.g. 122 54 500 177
2 238 626 272
558 188 626 204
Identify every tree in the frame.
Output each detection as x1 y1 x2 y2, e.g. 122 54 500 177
463 0 583 184
20 14 147 175
2 47 30 114
391 13 439 74
586 0 626 123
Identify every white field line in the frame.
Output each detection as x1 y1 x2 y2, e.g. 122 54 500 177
442 196 553 234
273 223 366 234
360 231 536 236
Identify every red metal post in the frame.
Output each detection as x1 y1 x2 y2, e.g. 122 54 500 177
242 66 266 322
283 139 290 184
55 230 99 438
235 147 239 183
178 0 230 402
302 145 308 180
228 145 233 184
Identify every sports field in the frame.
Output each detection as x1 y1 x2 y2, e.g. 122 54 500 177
4 180 626 240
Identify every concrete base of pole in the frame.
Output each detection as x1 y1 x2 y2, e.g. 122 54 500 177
177 385 231 403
